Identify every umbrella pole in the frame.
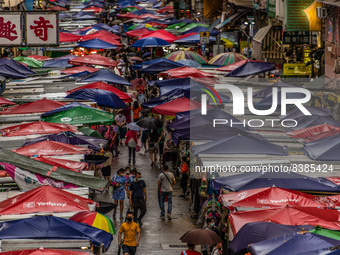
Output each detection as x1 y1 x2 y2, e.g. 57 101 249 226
150 47 152 59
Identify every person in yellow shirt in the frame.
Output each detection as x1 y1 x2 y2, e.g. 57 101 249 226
118 211 141 255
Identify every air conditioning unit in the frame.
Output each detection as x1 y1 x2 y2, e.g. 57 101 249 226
317 7 328 18
334 59 340 74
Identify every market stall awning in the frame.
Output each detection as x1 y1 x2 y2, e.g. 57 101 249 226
152 97 202 116
0 99 66 115
253 25 272 43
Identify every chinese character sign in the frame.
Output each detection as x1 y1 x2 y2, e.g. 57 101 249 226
26 14 58 45
0 14 22 45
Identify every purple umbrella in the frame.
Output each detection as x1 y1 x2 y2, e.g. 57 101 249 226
23 132 107 151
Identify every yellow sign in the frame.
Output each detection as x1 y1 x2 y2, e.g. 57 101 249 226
283 63 312 76
200 31 210 38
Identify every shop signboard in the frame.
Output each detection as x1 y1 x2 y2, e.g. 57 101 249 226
283 63 312 76
200 31 210 44
283 31 318 44
25 13 58 45
267 0 276 18
0 13 22 46
285 0 322 31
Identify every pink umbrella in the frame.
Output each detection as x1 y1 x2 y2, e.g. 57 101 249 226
130 78 147 90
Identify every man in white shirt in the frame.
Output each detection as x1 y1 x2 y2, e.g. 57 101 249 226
158 165 176 220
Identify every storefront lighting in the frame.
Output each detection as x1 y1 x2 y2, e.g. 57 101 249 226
244 21 249 25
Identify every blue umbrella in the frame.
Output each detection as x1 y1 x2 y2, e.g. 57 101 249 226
0 59 35 74
0 65 27 79
66 88 126 109
77 39 118 49
79 70 131 86
176 59 200 68
93 23 119 33
43 59 71 68
131 37 170 48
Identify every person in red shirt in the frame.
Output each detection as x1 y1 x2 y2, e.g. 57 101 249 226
180 243 201 255
125 129 138 165
179 156 189 198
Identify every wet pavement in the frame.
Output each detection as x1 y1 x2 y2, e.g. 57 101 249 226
93 143 200 254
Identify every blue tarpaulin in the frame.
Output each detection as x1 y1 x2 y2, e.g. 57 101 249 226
0 215 113 251
66 88 126 109
210 171 340 192
228 222 314 255
43 59 71 68
77 39 118 49
0 59 35 74
42 102 100 117
248 232 340 255
79 70 131 86
226 61 276 77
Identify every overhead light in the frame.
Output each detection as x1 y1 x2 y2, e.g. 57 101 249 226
244 21 249 25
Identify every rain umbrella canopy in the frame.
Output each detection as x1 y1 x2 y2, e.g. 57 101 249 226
0 96 15 105
228 222 314 255
288 124 340 142
69 54 118 67
55 54 77 60
159 66 215 78
174 33 216 44
78 126 104 139
208 52 247 66
59 32 81 42
178 22 209 33
137 58 184 70
183 26 219 35
0 121 77 137
286 116 340 131
82 6 103 12
220 186 327 208
302 133 340 161
0 65 27 79
0 59 35 74
142 88 190 109
279 106 332 120
43 59 70 68
136 117 162 129
0 185 96 216
175 59 200 68
174 32 198 41
13 56 44 68
229 207 340 235
140 29 178 43
210 171 340 192
152 97 202 116
0 215 112 250
66 89 126 109
34 157 88 171
23 132 107 151
67 81 131 102
27 55 52 61
131 37 170 47
166 22 187 30
165 50 208 64
191 133 288 156
73 14 98 20
77 39 118 49
310 226 340 241
62 66 98 74
12 141 92 156
42 106 114 125
41 102 100 118
70 211 115 234
80 30 120 41
121 6 139 11
253 81 296 98
0 98 66 115
0 248 92 255
248 232 340 255
140 59 184 74
217 59 260 72
93 23 119 33
79 70 131 86
180 229 223 245
226 61 276 77
126 28 153 37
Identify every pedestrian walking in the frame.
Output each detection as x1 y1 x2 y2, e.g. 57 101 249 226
141 129 149 154
118 211 141 255
132 101 141 122
211 243 223 255
104 121 119 157
101 147 113 182
179 156 189 198
129 171 147 226
148 129 159 167
158 165 176 220
112 168 127 221
136 79 146 104
180 243 201 255
115 110 127 146
125 128 138 165
202 218 221 255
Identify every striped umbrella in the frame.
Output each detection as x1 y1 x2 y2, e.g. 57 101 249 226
70 211 116 234
208 52 247 66
165 50 208 64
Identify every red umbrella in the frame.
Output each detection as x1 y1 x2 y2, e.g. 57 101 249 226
126 28 152 38
152 97 202 116
175 32 198 41
0 248 91 255
0 98 66 115
82 6 103 13
0 96 15 105
66 81 132 102
34 157 88 172
147 22 168 28
216 60 263 72
81 35 122 47
130 56 144 62
48 5 68 11
69 54 118 67
80 30 120 41
117 13 140 19
139 14 161 19
12 140 92 156
130 78 147 90
59 32 81 43
288 124 340 142
0 121 77 137
140 29 177 43
27 55 52 61
159 66 215 79
62 66 98 75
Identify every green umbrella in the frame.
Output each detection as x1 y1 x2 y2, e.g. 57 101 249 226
42 107 114 125
178 23 209 33
309 226 340 240
13 56 44 68
79 126 104 139
166 22 187 31
121 7 138 12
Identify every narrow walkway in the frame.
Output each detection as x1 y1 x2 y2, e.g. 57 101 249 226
93 144 199 254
